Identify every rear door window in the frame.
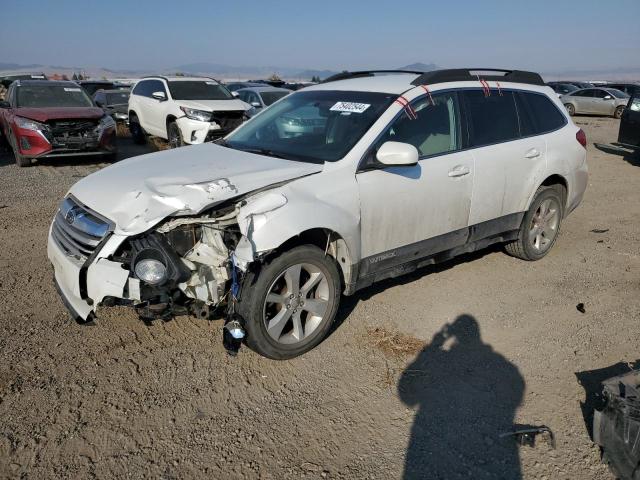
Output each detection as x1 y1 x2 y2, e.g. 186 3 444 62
462 90 519 147
515 92 566 136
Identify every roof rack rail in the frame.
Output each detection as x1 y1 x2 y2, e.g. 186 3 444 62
321 70 426 84
411 68 545 86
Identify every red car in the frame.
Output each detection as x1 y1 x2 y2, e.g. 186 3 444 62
0 80 116 166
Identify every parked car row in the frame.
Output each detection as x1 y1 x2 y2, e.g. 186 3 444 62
560 87 630 118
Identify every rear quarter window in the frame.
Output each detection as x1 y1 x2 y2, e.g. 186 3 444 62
516 92 566 136
463 90 519 147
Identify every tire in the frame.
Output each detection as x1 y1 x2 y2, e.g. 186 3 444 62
614 105 624 119
8 131 30 167
564 103 575 116
505 185 564 261
167 121 184 149
238 245 341 359
129 113 146 145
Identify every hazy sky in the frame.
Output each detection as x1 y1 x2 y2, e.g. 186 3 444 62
1 0 639 73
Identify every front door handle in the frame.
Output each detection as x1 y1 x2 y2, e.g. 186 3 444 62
448 165 470 177
525 148 541 159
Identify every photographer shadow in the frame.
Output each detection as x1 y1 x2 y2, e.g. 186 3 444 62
398 314 525 479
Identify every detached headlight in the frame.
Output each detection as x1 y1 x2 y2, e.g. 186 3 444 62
180 106 212 122
134 258 167 285
99 115 116 129
15 116 49 132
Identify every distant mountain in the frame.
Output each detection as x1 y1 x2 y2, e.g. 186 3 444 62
0 62 46 71
398 62 438 72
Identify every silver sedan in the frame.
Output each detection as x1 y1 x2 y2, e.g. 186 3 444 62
560 88 630 118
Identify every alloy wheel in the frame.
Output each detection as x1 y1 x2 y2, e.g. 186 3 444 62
263 263 329 345
529 198 560 252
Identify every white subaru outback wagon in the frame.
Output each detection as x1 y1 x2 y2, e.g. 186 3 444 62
48 69 588 359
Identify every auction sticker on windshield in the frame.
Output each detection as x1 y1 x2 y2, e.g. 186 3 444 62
64 88 82 92
330 102 370 114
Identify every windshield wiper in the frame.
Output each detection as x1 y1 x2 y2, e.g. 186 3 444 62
236 147 294 160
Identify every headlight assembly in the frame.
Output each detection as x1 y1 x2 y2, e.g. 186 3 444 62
15 116 49 132
134 258 167 285
179 106 212 122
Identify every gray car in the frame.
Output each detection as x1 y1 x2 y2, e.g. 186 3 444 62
236 86 290 115
561 87 630 118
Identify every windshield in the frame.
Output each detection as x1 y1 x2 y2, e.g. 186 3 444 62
106 91 130 105
226 90 395 163
168 80 233 100
16 84 94 108
260 91 289 106
607 88 630 99
557 84 578 94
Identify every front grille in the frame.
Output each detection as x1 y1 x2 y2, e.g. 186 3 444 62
46 119 100 149
211 110 245 132
51 197 110 259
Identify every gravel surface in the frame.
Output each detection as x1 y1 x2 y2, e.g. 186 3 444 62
0 120 638 479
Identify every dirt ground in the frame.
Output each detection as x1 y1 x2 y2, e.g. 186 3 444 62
0 119 638 479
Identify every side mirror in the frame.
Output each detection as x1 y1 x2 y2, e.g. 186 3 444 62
151 91 166 101
0 100 10 109
251 101 262 108
603 95 612 100
376 141 419 167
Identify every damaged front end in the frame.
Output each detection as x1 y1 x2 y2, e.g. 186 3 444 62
109 202 248 321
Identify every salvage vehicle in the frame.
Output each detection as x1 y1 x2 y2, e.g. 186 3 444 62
618 93 640 149
78 80 129 97
94 88 130 124
561 87 630 118
128 76 251 148
0 72 47 100
605 83 640 98
0 80 116 166
48 68 588 359
236 86 290 115
546 82 578 97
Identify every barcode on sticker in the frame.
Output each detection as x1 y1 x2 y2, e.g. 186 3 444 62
330 102 370 114
64 88 81 92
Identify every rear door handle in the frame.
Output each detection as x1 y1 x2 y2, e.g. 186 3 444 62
448 165 470 177
525 148 541 159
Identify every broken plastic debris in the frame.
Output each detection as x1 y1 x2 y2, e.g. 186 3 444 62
499 425 555 449
576 303 586 314
590 228 610 234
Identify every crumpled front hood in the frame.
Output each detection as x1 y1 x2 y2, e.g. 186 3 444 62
15 107 105 122
70 143 323 235
178 99 249 112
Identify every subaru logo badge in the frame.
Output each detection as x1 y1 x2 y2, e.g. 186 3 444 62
65 209 76 225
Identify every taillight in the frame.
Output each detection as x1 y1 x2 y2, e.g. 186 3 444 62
576 128 587 148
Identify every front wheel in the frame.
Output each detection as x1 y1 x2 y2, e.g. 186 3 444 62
564 103 575 116
168 122 184 149
238 245 341 359
614 105 624 119
505 186 564 261
129 114 146 145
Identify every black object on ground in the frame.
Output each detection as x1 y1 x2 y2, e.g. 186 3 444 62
499 425 556 449
593 369 640 480
577 303 586 313
591 228 610 234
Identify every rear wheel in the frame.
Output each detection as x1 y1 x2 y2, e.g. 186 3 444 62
505 186 564 261
168 122 184 149
238 245 341 359
614 105 624 119
564 103 575 116
129 113 146 144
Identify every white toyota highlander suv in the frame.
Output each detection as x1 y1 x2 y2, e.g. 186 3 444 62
127 76 251 148
48 69 588 359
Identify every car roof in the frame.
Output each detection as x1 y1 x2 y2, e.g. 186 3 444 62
15 80 77 87
237 86 290 93
143 76 220 82
306 72 551 95
78 80 113 84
